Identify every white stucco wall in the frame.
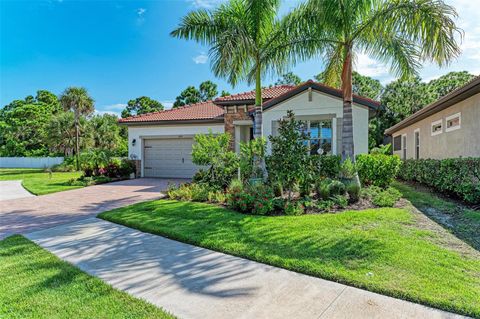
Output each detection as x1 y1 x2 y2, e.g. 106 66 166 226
126 123 224 160
262 90 370 156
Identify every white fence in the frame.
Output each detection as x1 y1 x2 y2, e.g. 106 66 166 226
0 157 64 168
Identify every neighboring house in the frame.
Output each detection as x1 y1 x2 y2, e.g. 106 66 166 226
120 80 379 178
385 76 480 160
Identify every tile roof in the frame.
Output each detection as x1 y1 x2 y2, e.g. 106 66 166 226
119 81 381 124
118 100 224 123
214 85 296 103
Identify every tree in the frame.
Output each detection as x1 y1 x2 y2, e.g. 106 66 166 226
220 90 231 97
171 0 292 138
275 72 301 85
173 86 201 107
173 81 219 108
316 71 383 100
288 0 461 163
47 111 86 156
59 87 95 170
121 96 163 118
199 80 218 101
89 114 127 156
0 90 60 156
428 71 475 100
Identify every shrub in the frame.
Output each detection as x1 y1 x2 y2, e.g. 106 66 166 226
316 200 335 212
331 194 348 208
356 154 401 188
346 181 361 203
239 137 266 181
51 157 76 172
398 158 480 204
312 155 341 179
284 201 304 216
315 178 332 200
340 157 357 180
167 183 193 201
208 190 226 204
267 110 309 199
226 182 275 215
119 158 136 176
361 186 402 207
192 131 239 189
372 187 402 207
328 180 346 196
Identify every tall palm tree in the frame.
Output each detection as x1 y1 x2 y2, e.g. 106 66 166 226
171 0 290 138
59 87 94 170
286 0 461 161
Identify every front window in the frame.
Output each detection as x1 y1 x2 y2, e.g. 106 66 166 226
303 120 333 155
445 113 461 132
431 120 442 136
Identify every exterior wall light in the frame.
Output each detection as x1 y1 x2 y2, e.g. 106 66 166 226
132 138 136 146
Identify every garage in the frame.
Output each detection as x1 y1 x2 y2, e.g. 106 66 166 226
143 138 198 178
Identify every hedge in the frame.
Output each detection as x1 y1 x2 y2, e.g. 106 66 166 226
397 158 480 204
356 154 402 188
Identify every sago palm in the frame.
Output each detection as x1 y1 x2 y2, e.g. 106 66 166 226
171 0 291 138
286 0 461 161
59 87 94 170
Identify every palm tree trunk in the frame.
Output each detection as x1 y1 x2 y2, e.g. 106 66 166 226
254 65 262 138
75 115 80 171
341 47 355 161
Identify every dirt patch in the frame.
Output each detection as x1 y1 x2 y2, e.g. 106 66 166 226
399 198 480 259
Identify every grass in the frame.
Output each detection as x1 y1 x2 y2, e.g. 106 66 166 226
393 181 480 250
0 235 175 319
0 168 83 195
99 200 480 318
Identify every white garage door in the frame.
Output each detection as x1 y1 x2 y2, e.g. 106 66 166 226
143 138 198 178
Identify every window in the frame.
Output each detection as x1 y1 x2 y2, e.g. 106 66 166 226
445 112 461 132
431 119 443 136
300 120 333 155
402 134 407 159
414 129 420 160
393 135 402 151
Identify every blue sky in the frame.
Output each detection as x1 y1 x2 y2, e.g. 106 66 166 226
1 0 479 116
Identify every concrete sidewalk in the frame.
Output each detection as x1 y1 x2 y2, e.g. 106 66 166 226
0 180 35 201
26 218 467 319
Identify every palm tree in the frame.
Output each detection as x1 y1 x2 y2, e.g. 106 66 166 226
59 87 94 170
171 0 291 138
286 0 461 161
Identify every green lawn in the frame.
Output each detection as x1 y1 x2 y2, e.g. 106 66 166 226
393 181 480 251
0 169 82 195
0 235 175 319
99 200 480 318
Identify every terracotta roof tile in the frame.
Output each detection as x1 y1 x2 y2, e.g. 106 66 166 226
214 85 296 102
119 100 224 123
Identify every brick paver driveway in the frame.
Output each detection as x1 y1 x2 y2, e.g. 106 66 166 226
0 178 185 239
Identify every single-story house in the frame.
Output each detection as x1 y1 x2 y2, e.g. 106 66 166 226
120 80 380 178
385 76 480 160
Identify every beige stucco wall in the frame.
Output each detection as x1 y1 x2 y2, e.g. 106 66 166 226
127 123 225 160
392 92 480 159
262 90 370 156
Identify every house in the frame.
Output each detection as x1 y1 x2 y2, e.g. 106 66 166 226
385 76 480 160
120 80 380 178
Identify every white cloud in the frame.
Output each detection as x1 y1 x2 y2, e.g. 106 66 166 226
354 53 389 77
188 0 222 9
161 101 174 109
137 8 146 17
193 53 208 64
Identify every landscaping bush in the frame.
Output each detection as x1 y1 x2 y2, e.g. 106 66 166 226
267 110 309 199
312 155 341 179
192 131 239 189
356 154 401 188
167 183 217 202
315 178 332 200
239 137 266 181
226 182 275 215
207 190 226 204
284 201 304 216
328 180 346 196
361 186 402 207
331 194 348 208
398 158 480 204
51 157 76 172
345 181 361 203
